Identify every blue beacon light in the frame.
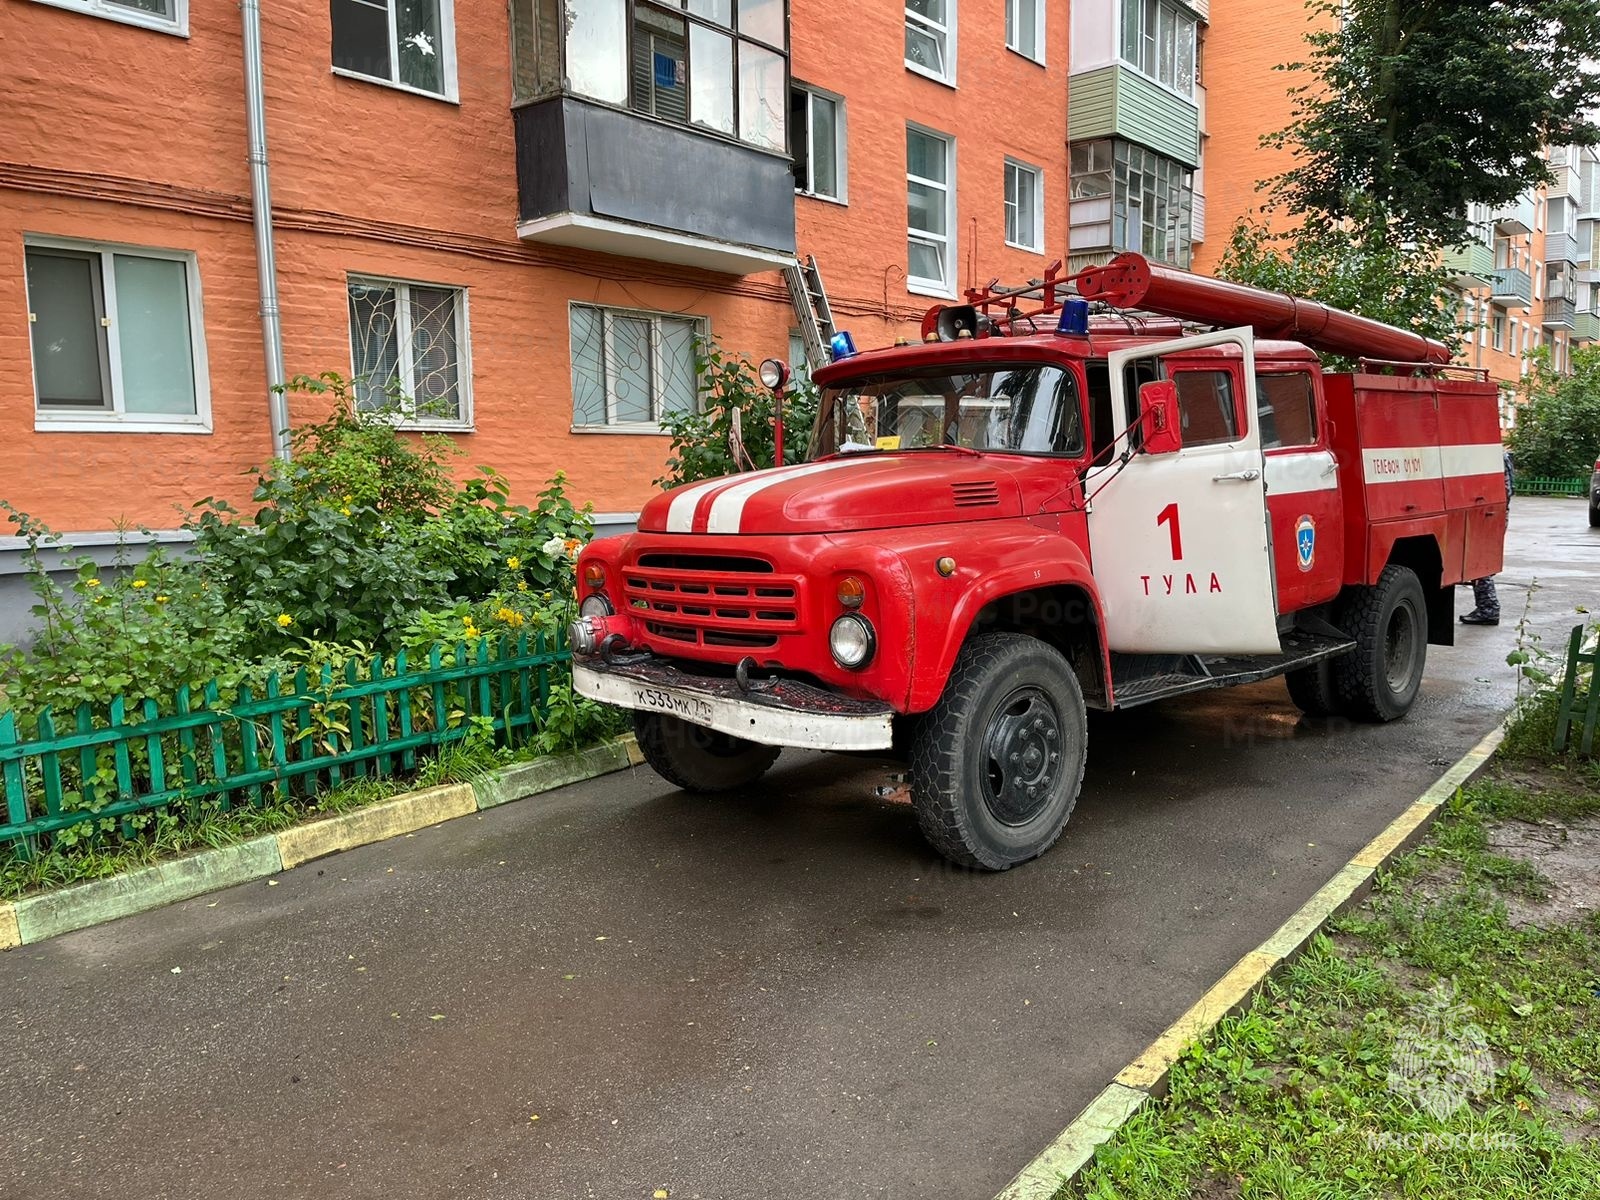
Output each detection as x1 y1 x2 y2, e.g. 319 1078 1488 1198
829 331 859 362
1057 298 1091 336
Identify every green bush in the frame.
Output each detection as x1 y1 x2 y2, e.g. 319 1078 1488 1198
657 342 820 488
189 374 592 657
1509 346 1600 480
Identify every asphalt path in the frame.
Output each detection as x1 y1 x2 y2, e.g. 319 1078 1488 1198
1 498 1594 1200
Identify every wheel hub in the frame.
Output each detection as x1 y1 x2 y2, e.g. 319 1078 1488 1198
1384 602 1420 694
981 687 1063 826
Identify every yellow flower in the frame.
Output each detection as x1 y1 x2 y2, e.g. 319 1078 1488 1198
84 578 101 588
506 556 522 571
517 581 530 592
464 624 479 638
340 507 352 517
342 494 354 504
155 594 170 604
495 606 526 629
131 579 148 589
276 614 294 628
542 591 552 601
462 614 475 626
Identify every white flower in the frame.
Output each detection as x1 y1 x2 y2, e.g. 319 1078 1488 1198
541 536 567 557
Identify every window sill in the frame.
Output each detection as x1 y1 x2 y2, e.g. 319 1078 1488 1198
330 67 459 106
904 62 957 89
1005 46 1046 67
907 278 957 301
1005 240 1046 255
35 415 211 435
797 190 848 208
570 424 674 436
26 0 187 36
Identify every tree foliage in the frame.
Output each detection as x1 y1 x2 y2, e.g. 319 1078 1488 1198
1267 0 1600 244
1216 218 1465 368
1508 345 1600 478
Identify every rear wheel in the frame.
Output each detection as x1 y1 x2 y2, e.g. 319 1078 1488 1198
1589 496 1599 528
1285 659 1342 717
909 633 1088 871
632 712 780 792
1332 565 1428 723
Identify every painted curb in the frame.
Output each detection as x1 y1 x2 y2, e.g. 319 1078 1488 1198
276 783 477 870
0 735 639 949
12 836 282 945
993 719 1509 1200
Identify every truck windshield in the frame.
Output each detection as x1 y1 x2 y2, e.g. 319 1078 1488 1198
808 365 1084 458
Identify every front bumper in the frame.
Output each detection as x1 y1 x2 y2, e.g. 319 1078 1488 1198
573 657 894 751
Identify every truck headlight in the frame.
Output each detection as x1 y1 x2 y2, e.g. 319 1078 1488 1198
829 614 876 669
580 593 613 619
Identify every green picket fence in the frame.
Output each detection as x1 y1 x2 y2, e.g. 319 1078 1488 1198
0 634 572 855
1515 477 1588 497
1554 624 1599 757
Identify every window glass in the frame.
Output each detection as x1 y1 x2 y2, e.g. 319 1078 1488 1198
348 278 469 425
396 0 445 93
811 366 1084 458
1173 370 1238 446
905 0 949 78
570 304 707 428
810 93 839 198
566 0 629 103
332 0 392 82
109 0 174 13
1007 0 1040 60
907 127 952 289
738 0 784 46
688 0 731 24
1255 373 1317 450
738 42 786 151
690 26 735 134
26 250 108 408
1005 161 1041 250
113 254 197 416
332 0 450 96
633 6 689 122
26 244 205 423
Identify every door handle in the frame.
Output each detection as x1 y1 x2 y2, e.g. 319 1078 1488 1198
1213 469 1261 483
1321 460 1338 477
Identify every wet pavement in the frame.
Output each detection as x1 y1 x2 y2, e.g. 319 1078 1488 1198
1 498 1594 1200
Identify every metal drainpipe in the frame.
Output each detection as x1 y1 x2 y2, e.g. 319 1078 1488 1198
242 0 291 460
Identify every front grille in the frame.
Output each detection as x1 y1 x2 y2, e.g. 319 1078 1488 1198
624 554 802 651
951 480 1000 507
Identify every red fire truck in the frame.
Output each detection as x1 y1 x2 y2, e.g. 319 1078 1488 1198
569 255 1508 870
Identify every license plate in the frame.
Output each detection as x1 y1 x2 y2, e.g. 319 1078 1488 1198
632 685 716 725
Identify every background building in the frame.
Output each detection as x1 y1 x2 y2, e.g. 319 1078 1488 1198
1 0 1070 556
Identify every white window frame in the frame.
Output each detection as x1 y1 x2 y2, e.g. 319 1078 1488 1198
569 303 709 434
1004 158 1045 253
906 124 957 298
905 0 957 87
1005 0 1045 64
330 0 460 104
346 274 474 431
26 0 187 36
1119 0 1198 100
794 84 849 204
24 235 212 434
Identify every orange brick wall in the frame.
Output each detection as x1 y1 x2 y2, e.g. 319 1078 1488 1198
0 0 1071 534
1191 0 1329 274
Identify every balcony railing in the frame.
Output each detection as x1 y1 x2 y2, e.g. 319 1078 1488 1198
1573 311 1600 343
1491 267 1533 308
1544 297 1577 330
1491 196 1536 236
1444 241 1495 288
1547 230 1578 266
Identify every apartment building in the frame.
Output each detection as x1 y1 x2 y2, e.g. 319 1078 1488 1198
0 0 1071 545
1067 0 1208 271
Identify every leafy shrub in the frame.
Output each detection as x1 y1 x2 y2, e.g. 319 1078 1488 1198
657 342 820 488
189 374 592 657
0 506 252 721
1509 346 1600 480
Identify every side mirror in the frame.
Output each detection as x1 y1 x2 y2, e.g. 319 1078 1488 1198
1138 380 1183 455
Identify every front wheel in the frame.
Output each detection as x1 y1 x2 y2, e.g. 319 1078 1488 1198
1332 565 1428 723
909 633 1088 871
632 712 780 792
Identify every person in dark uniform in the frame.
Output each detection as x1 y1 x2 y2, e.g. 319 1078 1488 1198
1461 449 1515 626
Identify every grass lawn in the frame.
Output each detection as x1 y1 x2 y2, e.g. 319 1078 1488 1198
1058 745 1600 1198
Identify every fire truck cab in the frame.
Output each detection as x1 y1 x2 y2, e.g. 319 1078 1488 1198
570 255 1509 871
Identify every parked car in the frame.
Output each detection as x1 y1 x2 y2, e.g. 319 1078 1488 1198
1590 455 1599 527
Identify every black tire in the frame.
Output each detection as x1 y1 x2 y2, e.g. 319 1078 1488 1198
632 711 780 792
908 633 1088 871
1285 659 1342 718
1588 498 1599 528
1331 565 1428 723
